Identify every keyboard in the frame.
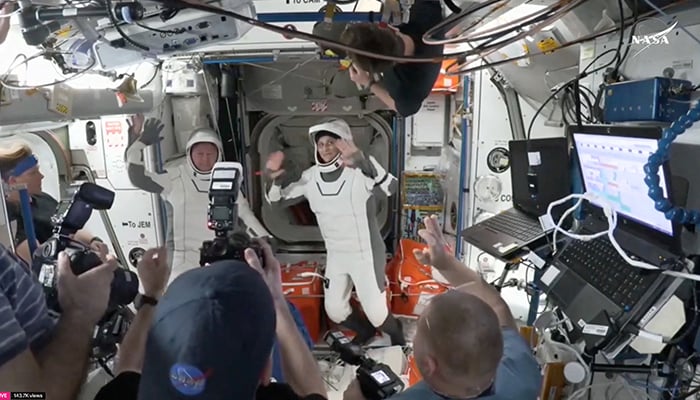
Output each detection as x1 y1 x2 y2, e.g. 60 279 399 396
481 209 543 242
558 238 658 309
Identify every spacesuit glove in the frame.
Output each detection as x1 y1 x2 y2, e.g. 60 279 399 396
140 118 165 146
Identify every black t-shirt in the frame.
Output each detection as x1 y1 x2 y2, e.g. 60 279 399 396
93 371 328 400
381 0 445 116
6 192 59 244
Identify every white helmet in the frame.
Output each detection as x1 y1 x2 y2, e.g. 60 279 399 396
185 127 224 179
308 118 353 173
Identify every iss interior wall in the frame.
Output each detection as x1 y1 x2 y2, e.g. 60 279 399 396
466 69 564 322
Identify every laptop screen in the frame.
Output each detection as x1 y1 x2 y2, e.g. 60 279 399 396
572 131 673 236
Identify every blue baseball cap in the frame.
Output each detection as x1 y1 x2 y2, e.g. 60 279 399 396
138 260 277 399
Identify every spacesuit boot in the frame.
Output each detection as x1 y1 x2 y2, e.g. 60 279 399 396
341 307 378 345
380 314 406 346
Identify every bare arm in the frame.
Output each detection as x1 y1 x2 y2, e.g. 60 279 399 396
0 251 105 400
273 299 327 397
369 83 397 112
417 215 517 330
441 257 517 330
34 313 96 399
114 247 168 373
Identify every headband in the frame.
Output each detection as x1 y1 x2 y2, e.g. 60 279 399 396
2 155 38 180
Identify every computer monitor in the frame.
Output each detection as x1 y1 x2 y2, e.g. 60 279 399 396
571 127 674 237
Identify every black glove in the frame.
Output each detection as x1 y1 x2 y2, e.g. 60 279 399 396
140 118 164 146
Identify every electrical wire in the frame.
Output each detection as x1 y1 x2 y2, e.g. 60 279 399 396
443 0 683 76
0 49 96 89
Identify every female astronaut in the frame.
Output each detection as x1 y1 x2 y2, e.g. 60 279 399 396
265 118 405 346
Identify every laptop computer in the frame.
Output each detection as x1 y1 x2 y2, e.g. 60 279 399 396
539 124 685 351
462 137 570 260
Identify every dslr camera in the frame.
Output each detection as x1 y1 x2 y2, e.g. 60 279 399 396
199 162 265 266
325 331 404 399
32 183 139 357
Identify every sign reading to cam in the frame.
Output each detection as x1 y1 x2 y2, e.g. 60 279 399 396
286 0 322 4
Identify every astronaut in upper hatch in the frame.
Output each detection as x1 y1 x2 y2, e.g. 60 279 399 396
265 117 405 346
124 113 271 283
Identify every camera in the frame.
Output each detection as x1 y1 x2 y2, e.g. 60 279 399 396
32 182 139 314
325 331 405 399
199 162 265 266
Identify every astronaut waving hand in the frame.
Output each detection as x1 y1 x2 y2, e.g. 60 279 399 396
266 118 405 346
124 113 271 283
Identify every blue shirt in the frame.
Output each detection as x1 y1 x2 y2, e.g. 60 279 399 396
0 243 55 366
394 329 541 400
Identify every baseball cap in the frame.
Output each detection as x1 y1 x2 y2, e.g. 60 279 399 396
138 260 277 399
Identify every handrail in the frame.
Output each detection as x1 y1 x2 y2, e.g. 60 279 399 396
0 182 16 252
71 164 129 268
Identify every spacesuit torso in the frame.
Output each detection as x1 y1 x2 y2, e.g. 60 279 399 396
305 167 377 255
126 126 270 282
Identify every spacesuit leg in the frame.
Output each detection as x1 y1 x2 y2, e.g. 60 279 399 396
324 255 377 343
348 253 406 346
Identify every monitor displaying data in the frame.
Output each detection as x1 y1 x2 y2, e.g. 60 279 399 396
572 132 673 236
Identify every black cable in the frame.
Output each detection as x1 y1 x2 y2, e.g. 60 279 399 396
525 0 630 141
442 0 461 15
139 62 162 89
135 21 185 36
104 0 149 51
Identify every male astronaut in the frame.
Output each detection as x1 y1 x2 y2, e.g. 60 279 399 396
124 113 271 282
265 117 405 346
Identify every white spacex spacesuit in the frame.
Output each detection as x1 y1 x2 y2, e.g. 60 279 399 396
125 123 271 283
266 118 405 345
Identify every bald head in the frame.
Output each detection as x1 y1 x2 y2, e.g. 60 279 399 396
417 290 503 386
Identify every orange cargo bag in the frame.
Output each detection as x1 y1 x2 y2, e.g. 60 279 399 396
282 261 324 343
387 239 449 318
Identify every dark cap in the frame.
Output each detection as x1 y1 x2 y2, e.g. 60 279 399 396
138 260 277 400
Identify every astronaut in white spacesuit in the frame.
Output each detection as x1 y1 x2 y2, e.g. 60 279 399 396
124 113 271 283
265 118 405 346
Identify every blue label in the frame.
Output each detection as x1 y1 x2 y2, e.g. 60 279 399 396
169 363 207 396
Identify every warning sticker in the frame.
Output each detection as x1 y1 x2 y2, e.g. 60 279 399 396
311 101 328 112
104 120 125 149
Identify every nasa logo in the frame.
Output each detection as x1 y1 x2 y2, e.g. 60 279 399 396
169 363 208 395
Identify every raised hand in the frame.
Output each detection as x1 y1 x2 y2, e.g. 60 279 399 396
335 139 359 167
140 118 164 146
412 215 452 270
265 151 286 179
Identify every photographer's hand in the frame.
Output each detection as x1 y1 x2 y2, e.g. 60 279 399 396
113 247 168 375
137 247 169 298
244 242 327 397
89 240 109 262
57 252 118 325
244 240 284 303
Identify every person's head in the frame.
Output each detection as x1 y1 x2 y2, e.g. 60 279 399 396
412 289 503 398
186 128 223 176
339 22 405 75
0 143 44 196
308 118 353 171
138 260 277 399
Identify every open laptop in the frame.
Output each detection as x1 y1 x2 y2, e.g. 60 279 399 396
462 137 570 260
538 125 685 351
